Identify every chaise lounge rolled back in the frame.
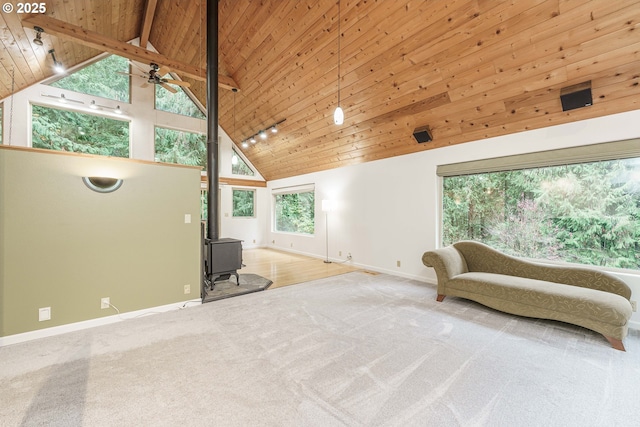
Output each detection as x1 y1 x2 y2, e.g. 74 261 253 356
422 241 633 351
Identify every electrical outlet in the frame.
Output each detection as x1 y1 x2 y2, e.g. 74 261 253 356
39 307 51 322
184 284 191 294
101 297 110 309
339 251 342 256
396 260 401 267
348 253 352 259
631 300 637 312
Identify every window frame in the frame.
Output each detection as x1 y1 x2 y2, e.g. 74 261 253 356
438 142 640 272
232 188 256 218
30 102 131 158
154 125 207 167
272 184 316 236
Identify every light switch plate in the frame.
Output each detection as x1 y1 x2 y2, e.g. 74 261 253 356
184 214 191 224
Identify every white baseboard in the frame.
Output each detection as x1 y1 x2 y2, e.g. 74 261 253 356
0 298 202 347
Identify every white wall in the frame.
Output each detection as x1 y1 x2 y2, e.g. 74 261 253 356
266 109 640 328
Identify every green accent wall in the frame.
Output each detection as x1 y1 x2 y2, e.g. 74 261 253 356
0 147 201 337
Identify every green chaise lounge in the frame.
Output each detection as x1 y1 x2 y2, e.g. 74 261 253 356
422 241 633 351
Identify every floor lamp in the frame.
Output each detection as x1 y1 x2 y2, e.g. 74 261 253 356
322 200 335 263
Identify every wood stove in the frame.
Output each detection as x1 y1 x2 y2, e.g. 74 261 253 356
204 237 243 289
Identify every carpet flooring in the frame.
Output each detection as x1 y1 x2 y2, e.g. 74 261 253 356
1 272 639 426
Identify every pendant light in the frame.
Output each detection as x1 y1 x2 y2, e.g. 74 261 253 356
333 0 344 125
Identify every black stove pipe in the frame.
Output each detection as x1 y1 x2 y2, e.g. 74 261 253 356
206 0 219 241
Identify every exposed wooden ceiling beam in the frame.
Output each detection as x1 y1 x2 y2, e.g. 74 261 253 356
22 14 240 91
139 0 158 49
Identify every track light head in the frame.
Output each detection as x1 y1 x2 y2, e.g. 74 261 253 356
33 26 44 46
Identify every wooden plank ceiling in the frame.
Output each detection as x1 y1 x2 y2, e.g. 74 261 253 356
2 0 640 181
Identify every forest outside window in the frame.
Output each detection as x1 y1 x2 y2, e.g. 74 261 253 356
32 104 130 157
273 185 315 235
233 189 255 217
441 146 640 270
49 55 130 103
232 149 255 176
155 127 206 167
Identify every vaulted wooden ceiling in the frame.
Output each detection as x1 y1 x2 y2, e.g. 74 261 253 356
2 0 640 181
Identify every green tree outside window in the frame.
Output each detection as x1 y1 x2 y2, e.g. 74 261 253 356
50 55 130 103
232 149 254 176
32 105 129 157
233 189 255 217
274 191 315 235
155 127 207 167
155 84 205 119
442 159 640 270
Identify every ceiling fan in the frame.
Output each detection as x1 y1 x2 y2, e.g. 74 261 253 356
119 62 190 93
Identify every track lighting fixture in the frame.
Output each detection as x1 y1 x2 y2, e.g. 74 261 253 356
48 49 64 74
33 26 44 46
239 119 286 149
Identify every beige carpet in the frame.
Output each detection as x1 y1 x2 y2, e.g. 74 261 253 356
1 272 639 426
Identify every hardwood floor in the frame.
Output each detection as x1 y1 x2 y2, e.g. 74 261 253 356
240 248 359 289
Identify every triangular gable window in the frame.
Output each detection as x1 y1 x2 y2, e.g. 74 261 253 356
155 83 205 119
232 148 255 176
49 55 130 103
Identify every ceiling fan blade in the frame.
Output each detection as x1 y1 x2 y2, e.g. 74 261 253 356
160 82 178 94
140 82 149 88
157 66 170 76
164 79 190 88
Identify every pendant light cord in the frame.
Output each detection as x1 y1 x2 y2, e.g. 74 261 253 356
337 0 341 106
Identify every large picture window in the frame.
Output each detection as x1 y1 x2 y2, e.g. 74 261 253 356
441 143 640 270
273 185 315 235
32 105 129 157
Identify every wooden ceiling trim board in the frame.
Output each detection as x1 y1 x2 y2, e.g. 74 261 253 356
139 0 159 49
2 12 45 83
21 14 203 78
21 14 239 90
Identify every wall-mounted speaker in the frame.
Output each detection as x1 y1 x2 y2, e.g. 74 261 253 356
560 81 592 112
413 126 432 143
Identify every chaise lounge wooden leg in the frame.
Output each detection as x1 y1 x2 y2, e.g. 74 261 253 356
436 294 446 302
604 336 626 351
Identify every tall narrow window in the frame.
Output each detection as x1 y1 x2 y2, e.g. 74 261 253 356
32 105 129 157
231 148 254 176
49 55 130 103
233 189 255 217
273 185 315 235
155 127 206 167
